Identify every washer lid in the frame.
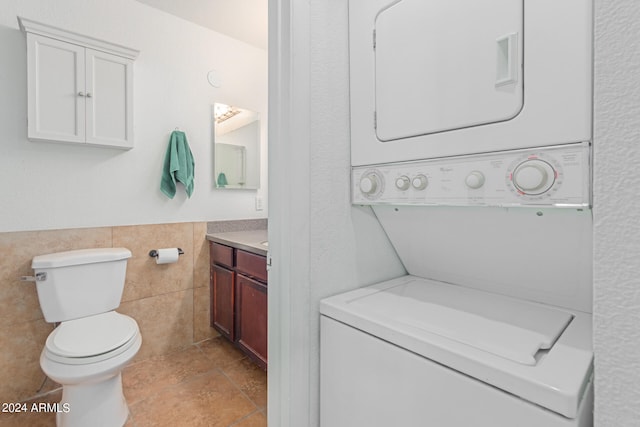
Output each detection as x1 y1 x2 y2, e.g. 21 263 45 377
352 276 572 365
46 312 138 358
320 275 593 418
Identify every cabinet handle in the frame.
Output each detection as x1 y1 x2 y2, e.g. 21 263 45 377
86 92 92 98
77 91 85 97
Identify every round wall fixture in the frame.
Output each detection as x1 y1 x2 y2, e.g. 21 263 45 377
207 70 221 88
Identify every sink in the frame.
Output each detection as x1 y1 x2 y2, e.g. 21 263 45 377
260 241 269 247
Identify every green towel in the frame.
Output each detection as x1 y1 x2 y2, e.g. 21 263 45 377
161 131 195 199
217 172 228 187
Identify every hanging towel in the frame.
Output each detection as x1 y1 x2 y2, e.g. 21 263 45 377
217 172 228 187
161 130 195 199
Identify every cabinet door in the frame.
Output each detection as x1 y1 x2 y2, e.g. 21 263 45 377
27 33 85 143
236 249 267 282
211 264 235 340
210 242 234 269
236 274 267 369
85 49 134 148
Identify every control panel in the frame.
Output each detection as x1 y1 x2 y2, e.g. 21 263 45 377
352 143 591 207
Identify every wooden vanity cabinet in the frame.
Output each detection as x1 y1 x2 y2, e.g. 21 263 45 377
211 264 235 341
236 274 268 368
210 241 267 369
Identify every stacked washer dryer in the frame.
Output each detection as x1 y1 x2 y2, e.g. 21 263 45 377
320 1 593 426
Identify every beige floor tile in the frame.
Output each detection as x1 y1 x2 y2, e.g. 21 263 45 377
1 338 266 427
223 358 268 409
198 336 247 370
129 370 256 427
123 345 215 404
231 410 267 427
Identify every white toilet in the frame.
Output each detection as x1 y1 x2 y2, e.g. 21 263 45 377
31 248 142 427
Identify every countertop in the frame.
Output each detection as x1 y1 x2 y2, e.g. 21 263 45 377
206 229 268 257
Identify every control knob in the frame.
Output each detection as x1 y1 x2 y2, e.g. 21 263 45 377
465 171 485 189
512 159 556 195
411 174 428 190
395 176 410 191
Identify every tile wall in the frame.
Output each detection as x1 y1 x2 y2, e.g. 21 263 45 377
0 220 257 403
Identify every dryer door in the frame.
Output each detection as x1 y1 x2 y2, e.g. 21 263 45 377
375 0 523 142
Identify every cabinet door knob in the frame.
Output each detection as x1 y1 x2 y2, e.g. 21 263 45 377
77 91 85 97
86 92 92 98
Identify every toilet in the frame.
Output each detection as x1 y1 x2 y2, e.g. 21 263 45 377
30 248 142 427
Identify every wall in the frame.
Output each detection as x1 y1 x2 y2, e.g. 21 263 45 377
0 221 216 403
593 0 640 425
0 0 268 233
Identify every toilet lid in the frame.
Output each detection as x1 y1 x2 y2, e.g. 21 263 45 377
46 312 139 358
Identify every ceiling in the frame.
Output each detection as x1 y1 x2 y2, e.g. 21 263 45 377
135 0 268 50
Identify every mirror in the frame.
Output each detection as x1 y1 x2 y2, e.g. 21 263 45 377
213 103 261 189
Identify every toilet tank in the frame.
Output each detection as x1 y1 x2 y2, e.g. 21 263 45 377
31 248 132 322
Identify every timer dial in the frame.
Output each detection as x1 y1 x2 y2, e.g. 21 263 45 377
360 175 378 194
512 159 556 195
359 170 384 199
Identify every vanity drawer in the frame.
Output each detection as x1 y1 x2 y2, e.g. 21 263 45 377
211 242 234 268
236 250 267 283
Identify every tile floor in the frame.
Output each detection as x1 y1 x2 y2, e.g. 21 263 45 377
0 337 267 427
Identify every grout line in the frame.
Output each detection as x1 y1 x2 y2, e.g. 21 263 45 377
227 408 265 427
18 385 63 404
120 285 196 306
217 359 266 410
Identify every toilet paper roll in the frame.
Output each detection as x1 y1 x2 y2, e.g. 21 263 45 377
155 248 180 264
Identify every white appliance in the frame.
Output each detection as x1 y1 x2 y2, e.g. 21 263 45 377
320 0 593 425
321 203 594 426
349 0 592 166
321 276 593 427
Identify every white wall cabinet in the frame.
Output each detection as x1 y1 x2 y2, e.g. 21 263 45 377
19 18 139 149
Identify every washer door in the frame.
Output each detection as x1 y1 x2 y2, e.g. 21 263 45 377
375 0 524 141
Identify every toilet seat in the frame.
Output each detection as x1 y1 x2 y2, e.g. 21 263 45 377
45 311 139 365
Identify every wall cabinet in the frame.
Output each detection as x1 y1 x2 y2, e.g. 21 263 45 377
19 17 138 149
210 241 267 369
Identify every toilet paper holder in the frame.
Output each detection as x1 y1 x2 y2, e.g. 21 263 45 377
148 248 184 258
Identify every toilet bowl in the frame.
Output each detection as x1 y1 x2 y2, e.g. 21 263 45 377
40 311 141 427
29 248 141 427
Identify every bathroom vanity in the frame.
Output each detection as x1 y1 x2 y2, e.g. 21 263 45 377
207 230 268 369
